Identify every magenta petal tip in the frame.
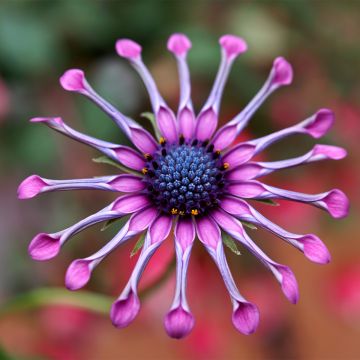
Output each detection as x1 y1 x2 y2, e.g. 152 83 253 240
164 307 195 339
272 57 293 86
167 33 192 56
116 39 142 59
60 69 86 92
279 267 299 304
232 302 259 335
28 233 60 261
313 144 347 160
18 175 48 199
323 189 349 219
305 109 334 138
110 292 140 328
219 35 247 59
301 235 331 264
65 259 91 290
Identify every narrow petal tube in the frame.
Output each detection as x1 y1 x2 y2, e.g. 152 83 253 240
195 35 247 141
29 194 150 261
30 117 146 170
116 39 178 143
220 196 331 264
211 209 299 303
60 69 158 154
212 57 293 150
111 214 172 328
164 218 195 339
167 33 195 140
226 144 347 181
227 180 349 218
18 174 145 198
65 207 158 290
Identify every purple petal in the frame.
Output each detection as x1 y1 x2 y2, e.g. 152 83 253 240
195 216 221 250
278 266 299 304
60 69 86 92
175 217 195 251
227 181 265 198
65 259 91 290
18 175 48 199
322 189 349 219
232 302 259 335
112 194 150 214
194 108 218 142
178 107 195 140
164 307 195 339
28 233 60 261
226 164 263 181
115 39 142 59
219 196 252 217
156 107 178 144
222 144 255 167
211 124 237 151
129 128 158 154
110 291 141 328
271 57 293 87
219 35 247 60
149 214 172 244
114 147 146 171
303 109 334 138
128 206 158 232
108 174 145 192
300 235 331 264
312 144 347 160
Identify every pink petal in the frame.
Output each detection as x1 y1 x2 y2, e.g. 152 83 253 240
112 194 150 214
108 175 145 192
196 216 221 250
272 57 293 86
28 233 60 261
128 207 158 232
18 175 48 199
304 109 334 138
129 128 158 154
178 107 195 140
164 307 195 339
194 108 217 142
167 33 192 56
156 107 178 144
211 124 237 151
114 147 145 171
110 292 140 328
219 35 247 59
227 182 265 198
150 214 172 244
278 267 299 304
175 217 195 251
232 302 259 335
65 259 91 290
300 235 331 264
59 69 86 92
313 144 347 160
322 189 349 219
220 196 252 217
222 144 255 167
115 39 142 59
226 164 263 181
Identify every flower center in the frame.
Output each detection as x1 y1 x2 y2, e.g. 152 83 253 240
143 138 227 216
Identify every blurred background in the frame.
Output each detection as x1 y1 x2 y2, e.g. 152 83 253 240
0 1 359 359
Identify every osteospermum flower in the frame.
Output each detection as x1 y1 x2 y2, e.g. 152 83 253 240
18 33 349 339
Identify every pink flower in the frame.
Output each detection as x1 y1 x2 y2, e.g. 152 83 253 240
19 33 348 338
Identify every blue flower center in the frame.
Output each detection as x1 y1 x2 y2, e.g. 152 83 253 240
144 139 227 216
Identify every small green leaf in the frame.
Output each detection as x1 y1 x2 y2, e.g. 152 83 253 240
92 156 139 175
222 232 241 255
100 216 129 232
254 198 279 206
130 233 145 257
141 112 161 139
240 220 258 230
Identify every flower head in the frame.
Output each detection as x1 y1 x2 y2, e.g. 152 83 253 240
19 33 349 338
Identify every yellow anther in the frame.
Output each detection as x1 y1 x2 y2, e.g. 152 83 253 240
171 208 178 215
179 210 185 216
223 162 230 170
215 150 221 156
159 137 166 145
141 167 148 175
144 153 152 160
191 209 199 216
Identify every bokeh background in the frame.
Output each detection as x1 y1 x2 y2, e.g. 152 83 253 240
0 1 359 359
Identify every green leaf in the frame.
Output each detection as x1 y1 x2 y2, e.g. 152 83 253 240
101 216 129 232
141 112 161 139
254 198 280 206
240 220 258 230
130 233 145 257
92 156 139 175
222 232 241 255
